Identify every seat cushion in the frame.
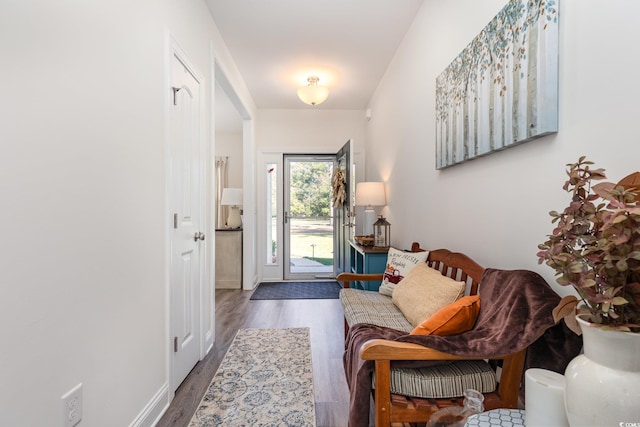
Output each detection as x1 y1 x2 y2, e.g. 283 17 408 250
339 288 414 332
373 360 497 399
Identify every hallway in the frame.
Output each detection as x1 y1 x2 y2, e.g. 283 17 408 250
157 289 350 427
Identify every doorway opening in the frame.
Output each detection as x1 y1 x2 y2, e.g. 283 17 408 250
260 140 352 282
284 155 336 280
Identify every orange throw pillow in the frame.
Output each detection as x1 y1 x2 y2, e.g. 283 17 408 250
410 295 480 336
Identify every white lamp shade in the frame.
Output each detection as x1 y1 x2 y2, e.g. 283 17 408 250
355 182 386 207
221 188 243 206
356 182 385 236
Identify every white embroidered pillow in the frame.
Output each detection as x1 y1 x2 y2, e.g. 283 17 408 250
378 247 429 296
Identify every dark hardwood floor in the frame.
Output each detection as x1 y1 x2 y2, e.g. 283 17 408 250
156 289 350 427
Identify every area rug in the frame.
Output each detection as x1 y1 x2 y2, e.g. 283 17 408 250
250 281 342 300
188 328 316 427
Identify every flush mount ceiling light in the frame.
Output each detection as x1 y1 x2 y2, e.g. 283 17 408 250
297 76 329 106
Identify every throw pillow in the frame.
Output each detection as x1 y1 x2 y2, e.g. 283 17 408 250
392 263 466 327
410 295 481 335
378 247 429 296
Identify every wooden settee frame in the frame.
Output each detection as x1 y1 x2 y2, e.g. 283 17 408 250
337 246 526 427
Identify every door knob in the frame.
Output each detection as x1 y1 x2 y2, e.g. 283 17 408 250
194 232 205 241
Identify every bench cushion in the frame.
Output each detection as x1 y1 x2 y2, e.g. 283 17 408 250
374 360 497 399
339 288 414 333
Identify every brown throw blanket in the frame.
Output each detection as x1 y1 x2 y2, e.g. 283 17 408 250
343 268 581 427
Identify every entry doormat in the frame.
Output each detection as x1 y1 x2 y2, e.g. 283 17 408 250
188 328 316 427
250 281 342 300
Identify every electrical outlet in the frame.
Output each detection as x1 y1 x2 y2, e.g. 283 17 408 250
61 383 83 427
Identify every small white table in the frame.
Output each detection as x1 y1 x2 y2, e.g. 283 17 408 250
464 409 525 427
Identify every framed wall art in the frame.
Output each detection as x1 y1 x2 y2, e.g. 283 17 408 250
435 0 559 169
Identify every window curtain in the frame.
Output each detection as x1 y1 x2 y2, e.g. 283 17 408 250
215 156 228 228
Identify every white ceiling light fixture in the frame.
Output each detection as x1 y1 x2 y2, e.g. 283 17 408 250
297 76 329 106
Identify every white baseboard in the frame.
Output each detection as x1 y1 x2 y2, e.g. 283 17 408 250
205 331 214 354
129 382 170 427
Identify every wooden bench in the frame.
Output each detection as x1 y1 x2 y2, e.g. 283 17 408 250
338 246 526 427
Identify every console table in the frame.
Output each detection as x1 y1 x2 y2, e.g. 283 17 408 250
215 228 242 289
348 240 389 291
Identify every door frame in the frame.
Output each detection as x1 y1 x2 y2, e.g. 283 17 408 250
257 145 363 282
165 33 210 396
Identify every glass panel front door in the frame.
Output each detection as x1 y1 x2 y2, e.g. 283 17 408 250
284 155 336 280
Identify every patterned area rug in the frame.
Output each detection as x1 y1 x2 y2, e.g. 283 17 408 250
250 281 342 300
189 328 316 427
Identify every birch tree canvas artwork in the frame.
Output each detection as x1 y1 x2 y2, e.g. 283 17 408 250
435 0 559 169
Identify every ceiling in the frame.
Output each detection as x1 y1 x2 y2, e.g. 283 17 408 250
206 0 424 114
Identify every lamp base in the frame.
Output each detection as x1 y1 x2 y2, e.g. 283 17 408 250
226 206 242 229
363 208 375 236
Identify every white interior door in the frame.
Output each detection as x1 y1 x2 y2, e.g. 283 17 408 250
169 51 203 391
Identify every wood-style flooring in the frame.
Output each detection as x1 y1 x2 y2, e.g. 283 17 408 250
156 289 350 427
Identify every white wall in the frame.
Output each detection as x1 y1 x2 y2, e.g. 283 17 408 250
365 0 640 295
256 109 367 153
0 1 254 426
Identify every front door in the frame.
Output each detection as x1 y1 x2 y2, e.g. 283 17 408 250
283 155 336 280
169 50 203 392
335 139 353 276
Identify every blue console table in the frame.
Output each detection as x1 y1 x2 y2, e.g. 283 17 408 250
348 240 389 291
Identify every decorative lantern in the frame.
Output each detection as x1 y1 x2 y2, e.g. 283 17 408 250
373 215 391 248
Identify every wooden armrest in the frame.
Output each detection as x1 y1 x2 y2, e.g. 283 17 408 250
360 339 505 362
336 272 384 288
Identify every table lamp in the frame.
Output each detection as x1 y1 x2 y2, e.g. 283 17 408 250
355 182 386 236
221 188 243 229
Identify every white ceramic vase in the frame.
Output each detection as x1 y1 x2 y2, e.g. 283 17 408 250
564 315 640 427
